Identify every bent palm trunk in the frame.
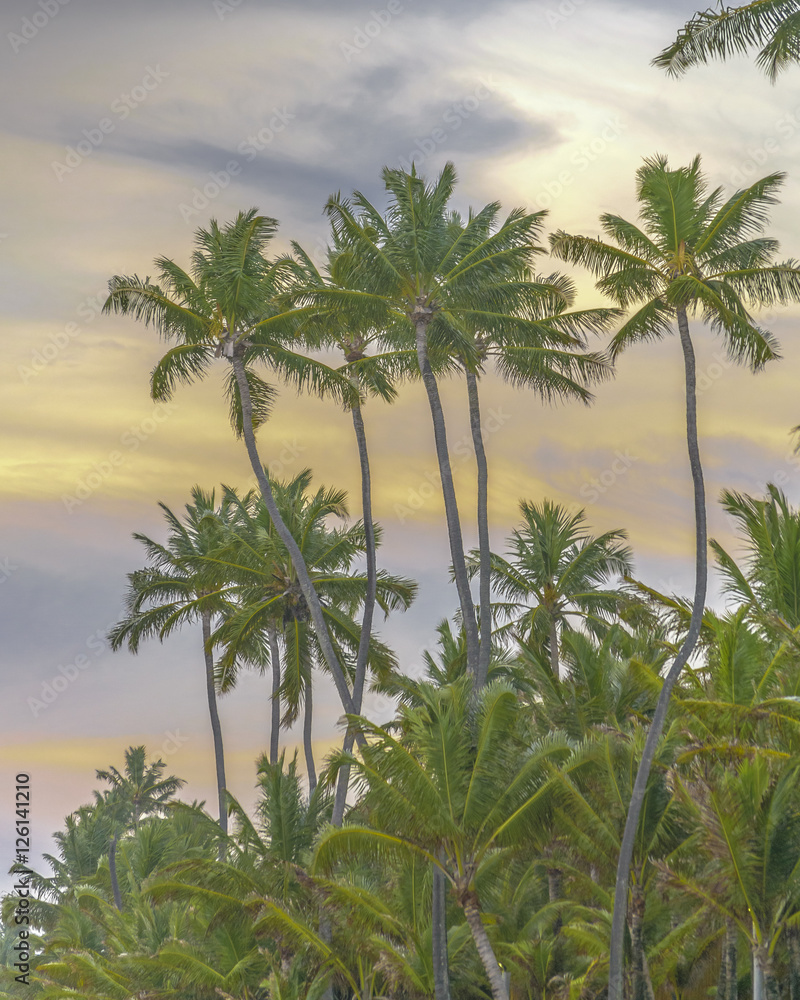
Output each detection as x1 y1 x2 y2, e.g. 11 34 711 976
413 312 479 677
466 369 492 690
461 890 509 1000
230 354 363 746
304 675 317 795
108 833 123 912
201 610 228 857
608 308 708 1000
333 398 377 826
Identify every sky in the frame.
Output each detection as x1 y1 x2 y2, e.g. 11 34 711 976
4 0 800 886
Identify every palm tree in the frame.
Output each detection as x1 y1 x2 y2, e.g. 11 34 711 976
95 746 184 911
206 471 416 793
474 499 632 679
108 487 235 848
550 153 800 1000
318 163 606 686
655 0 800 82
102 209 363 734
315 679 571 1000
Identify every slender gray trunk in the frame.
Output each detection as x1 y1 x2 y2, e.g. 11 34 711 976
548 616 560 680
269 627 281 766
547 866 563 934
229 354 363 746
201 609 228 858
332 398 377 827
461 892 509 1000
412 311 479 677
607 308 707 1000
108 833 123 911
629 886 647 1000
433 860 451 1000
465 369 492 690
716 918 737 1000
789 924 800 1000
304 674 317 795
755 944 778 1000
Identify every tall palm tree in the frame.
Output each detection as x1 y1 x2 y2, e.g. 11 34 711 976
95 746 184 911
473 499 632 678
315 679 572 1000
550 154 800 1000
318 163 606 686
655 0 800 82
206 471 416 792
108 487 235 848
102 209 363 734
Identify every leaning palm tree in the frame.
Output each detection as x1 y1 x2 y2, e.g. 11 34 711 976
550 154 800 1000
108 487 235 849
102 209 362 734
655 0 800 82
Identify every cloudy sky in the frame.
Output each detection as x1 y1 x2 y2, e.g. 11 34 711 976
4 0 800 884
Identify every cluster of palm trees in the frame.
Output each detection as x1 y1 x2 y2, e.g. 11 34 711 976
7 484 800 999
9 1 800 994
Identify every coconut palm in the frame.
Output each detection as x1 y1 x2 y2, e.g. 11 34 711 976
108 487 236 848
315 679 572 1000
550 154 800 999
473 499 632 679
655 0 800 82
94 746 184 911
205 470 416 792
102 209 363 733
317 163 606 685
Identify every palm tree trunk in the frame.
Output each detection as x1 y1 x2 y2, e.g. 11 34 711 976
229 354 363 746
269 627 281 765
332 398 377 827
717 918 737 1000
201 610 228 858
304 675 317 796
413 314 479 677
548 616 560 679
628 885 647 1000
465 369 492 690
108 833 123 911
461 891 509 1000
432 858 451 1000
789 925 800 1000
607 308 708 1000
